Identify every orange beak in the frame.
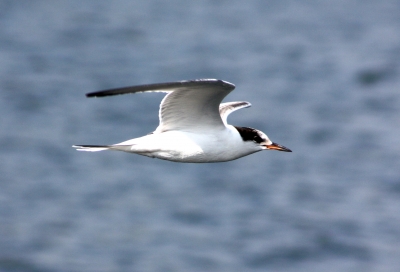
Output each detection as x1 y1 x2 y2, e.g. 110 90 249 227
265 142 292 152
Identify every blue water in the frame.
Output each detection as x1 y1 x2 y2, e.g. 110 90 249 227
1 1 400 271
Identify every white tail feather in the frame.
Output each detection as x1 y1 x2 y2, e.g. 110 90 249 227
72 145 110 152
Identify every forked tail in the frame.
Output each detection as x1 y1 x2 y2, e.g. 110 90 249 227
72 145 110 152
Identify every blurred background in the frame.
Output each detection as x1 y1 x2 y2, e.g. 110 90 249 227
1 1 400 271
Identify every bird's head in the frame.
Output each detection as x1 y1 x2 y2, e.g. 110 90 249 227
235 126 292 152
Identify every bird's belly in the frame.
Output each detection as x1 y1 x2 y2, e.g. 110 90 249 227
146 141 209 163
148 140 249 163
150 149 239 163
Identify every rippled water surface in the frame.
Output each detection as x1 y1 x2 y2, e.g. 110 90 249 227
1 1 400 271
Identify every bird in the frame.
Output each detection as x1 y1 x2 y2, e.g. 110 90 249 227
73 79 291 163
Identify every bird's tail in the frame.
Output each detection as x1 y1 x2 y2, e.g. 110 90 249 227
72 145 110 152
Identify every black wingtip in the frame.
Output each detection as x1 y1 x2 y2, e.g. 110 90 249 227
85 85 139 98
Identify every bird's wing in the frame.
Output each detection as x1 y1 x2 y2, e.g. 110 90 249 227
86 79 236 132
219 101 251 126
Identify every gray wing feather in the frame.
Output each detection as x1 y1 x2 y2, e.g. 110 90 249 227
86 79 236 132
219 101 251 125
86 79 234 97
155 80 235 132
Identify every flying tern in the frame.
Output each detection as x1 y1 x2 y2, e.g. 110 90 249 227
73 79 291 162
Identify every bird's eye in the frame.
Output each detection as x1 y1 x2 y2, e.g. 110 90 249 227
253 135 263 143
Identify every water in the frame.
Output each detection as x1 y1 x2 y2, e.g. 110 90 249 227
1 1 400 271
